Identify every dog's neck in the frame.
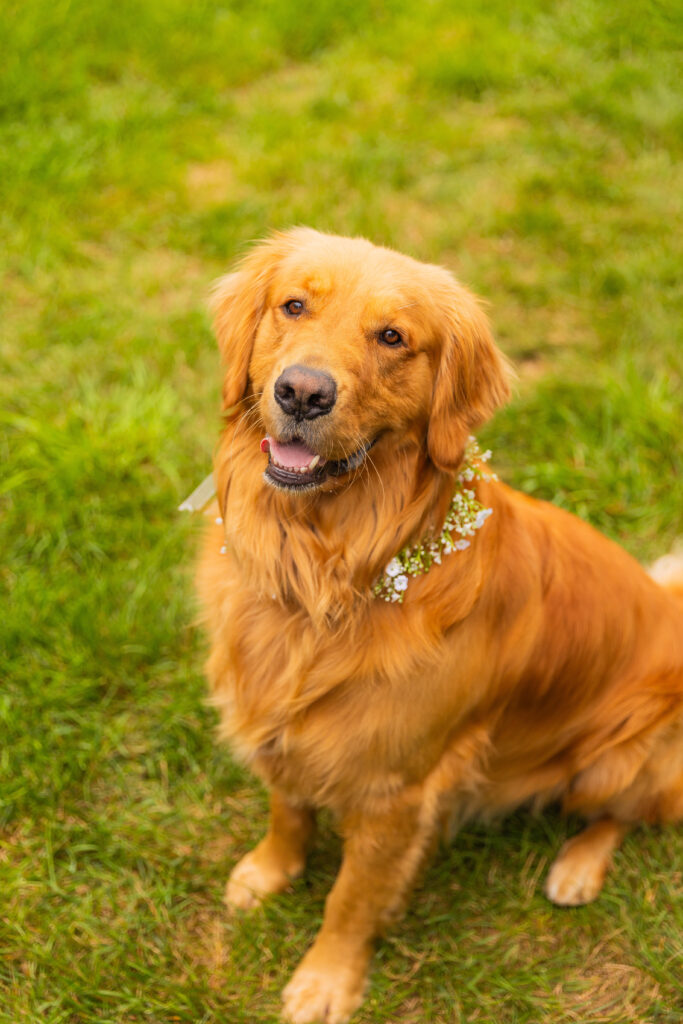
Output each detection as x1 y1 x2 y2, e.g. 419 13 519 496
215 423 456 629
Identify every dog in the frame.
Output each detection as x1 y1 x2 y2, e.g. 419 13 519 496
196 228 683 1024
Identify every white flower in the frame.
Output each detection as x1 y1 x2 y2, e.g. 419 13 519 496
393 574 409 592
454 539 470 550
385 557 403 578
474 507 493 529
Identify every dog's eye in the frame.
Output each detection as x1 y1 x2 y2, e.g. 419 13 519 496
378 328 403 347
282 299 305 317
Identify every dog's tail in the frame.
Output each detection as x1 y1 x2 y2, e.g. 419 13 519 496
648 542 683 602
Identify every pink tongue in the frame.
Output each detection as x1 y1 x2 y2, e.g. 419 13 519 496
264 436 319 469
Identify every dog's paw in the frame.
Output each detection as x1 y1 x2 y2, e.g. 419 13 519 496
282 960 366 1024
225 848 300 912
544 843 607 906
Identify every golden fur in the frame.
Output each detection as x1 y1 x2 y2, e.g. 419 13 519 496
196 229 683 1024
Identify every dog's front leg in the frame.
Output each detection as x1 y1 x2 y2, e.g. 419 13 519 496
282 788 437 1024
226 789 316 910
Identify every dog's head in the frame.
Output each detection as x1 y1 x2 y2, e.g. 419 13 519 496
212 228 510 492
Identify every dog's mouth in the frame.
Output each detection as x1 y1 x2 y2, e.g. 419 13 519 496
261 436 375 492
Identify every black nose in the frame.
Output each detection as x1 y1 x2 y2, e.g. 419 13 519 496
274 364 337 421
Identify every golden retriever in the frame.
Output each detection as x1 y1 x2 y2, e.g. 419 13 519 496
196 228 683 1024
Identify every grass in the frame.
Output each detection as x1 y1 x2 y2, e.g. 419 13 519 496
1 0 682 1021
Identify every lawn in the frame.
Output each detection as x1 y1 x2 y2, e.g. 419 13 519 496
1 1 681 1021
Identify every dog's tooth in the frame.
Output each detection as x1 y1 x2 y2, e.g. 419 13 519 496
269 455 320 475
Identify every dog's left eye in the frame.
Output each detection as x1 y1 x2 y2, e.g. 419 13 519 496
379 328 403 347
282 299 305 317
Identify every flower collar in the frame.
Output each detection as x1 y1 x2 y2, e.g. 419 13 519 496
180 438 496 606
372 437 496 603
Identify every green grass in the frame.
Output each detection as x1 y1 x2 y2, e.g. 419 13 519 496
1 1 682 1021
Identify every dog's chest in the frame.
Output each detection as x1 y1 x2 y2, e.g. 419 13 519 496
215 591 464 808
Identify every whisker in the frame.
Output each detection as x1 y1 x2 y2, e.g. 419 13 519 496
223 393 265 480
364 449 386 517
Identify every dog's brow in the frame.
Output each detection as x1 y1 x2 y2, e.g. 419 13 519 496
369 299 419 319
296 272 332 298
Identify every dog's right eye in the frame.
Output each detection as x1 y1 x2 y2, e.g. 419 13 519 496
282 300 305 317
378 327 403 347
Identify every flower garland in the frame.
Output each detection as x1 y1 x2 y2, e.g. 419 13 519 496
372 437 496 603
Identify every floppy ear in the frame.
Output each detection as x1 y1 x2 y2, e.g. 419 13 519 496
210 235 291 413
427 278 511 472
